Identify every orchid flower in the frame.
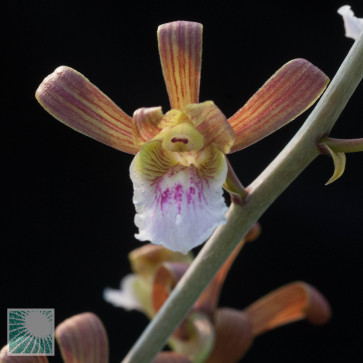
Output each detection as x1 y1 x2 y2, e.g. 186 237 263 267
104 228 331 362
36 21 328 253
338 5 363 40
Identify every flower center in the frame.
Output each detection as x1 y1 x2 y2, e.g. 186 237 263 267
162 122 204 152
171 137 188 144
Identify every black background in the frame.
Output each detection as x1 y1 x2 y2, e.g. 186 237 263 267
3 0 363 362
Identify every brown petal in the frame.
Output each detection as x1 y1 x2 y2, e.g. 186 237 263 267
36 66 139 154
183 101 235 153
206 308 253 363
158 21 203 109
152 352 192 363
244 281 331 337
228 59 329 152
132 107 164 146
55 312 108 363
152 263 190 314
129 244 192 280
0 345 48 363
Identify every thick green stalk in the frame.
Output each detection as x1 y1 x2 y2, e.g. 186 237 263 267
123 31 363 363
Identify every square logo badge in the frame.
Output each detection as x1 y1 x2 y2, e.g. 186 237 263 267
7 309 55 356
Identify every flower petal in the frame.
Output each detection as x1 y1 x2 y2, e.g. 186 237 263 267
55 312 109 363
183 101 235 153
244 281 331 337
228 59 329 152
158 21 203 109
132 107 164 146
153 352 192 363
129 244 193 279
36 66 139 154
130 141 228 253
338 5 363 40
103 274 147 312
169 312 215 363
206 308 252 363
0 345 48 362
152 262 190 313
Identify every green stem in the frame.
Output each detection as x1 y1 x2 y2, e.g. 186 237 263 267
122 31 363 363
321 137 363 153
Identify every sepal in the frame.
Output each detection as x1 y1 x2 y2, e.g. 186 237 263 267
244 281 331 336
36 66 138 154
207 281 330 362
206 308 252 363
55 312 109 363
158 21 203 109
229 59 329 152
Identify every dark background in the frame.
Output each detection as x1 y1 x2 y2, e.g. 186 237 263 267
3 0 363 362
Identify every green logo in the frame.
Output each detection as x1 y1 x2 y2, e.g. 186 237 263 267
7 309 54 356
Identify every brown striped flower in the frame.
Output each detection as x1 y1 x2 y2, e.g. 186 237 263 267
104 231 331 362
36 21 329 254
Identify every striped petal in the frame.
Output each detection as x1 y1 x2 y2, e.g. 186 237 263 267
55 313 109 363
132 107 164 146
207 308 252 363
36 66 139 154
158 21 203 109
228 59 329 152
183 101 235 153
207 282 331 363
244 281 331 336
130 141 228 253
